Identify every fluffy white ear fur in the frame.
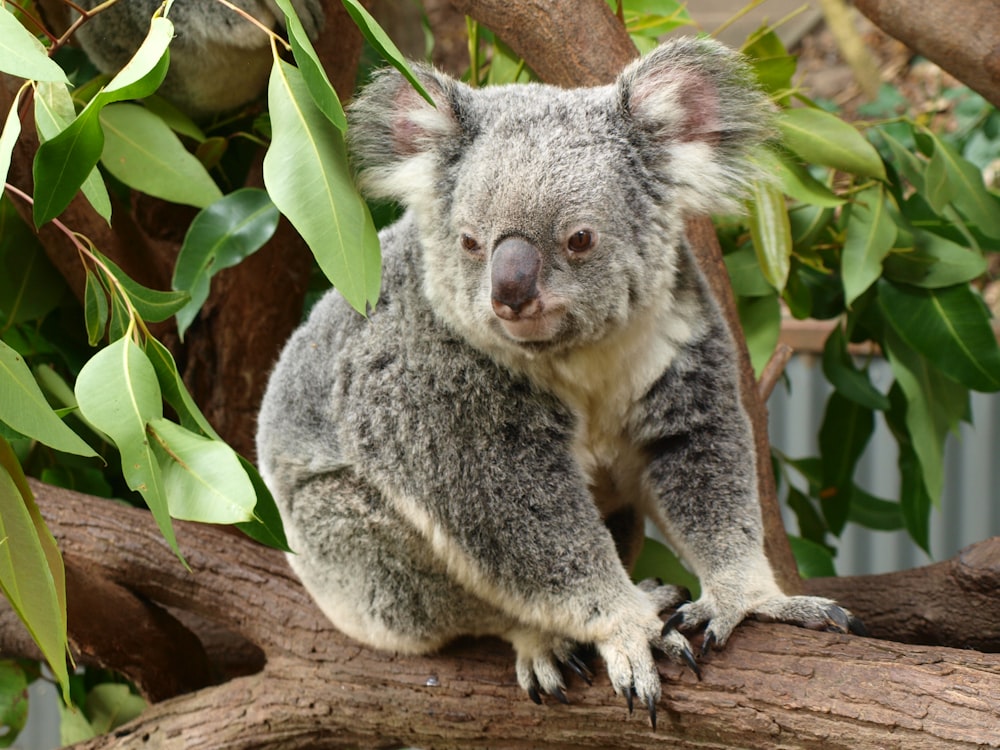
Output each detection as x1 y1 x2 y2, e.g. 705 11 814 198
348 69 459 206
619 38 773 215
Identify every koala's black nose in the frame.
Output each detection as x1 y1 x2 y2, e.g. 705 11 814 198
491 237 542 319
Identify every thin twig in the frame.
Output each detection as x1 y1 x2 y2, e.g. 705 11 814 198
757 342 794 402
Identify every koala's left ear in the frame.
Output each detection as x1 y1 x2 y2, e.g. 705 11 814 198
618 37 774 214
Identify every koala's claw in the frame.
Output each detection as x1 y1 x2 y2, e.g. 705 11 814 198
564 652 594 685
847 614 869 637
527 685 542 705
681 642 702 680
700 631 716 658
647 693 657 730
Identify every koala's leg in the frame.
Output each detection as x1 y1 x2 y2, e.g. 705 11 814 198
281 469 514 653
640 316 862 651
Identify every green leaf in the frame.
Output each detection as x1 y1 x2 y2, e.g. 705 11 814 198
0 5 68 82
880 127 925 192
148 418 256 525
883 328 967 503
788 535 837 579
842 185 896 307
821 324 890 411
923 142 954 213
0 197 67 325
883 232 987 289
742 27 795 99
339 0 434 105
58 701 96 744
847 486 904 531
0 439 70 703
898 440 932 553
172 188 279 339
32 16 172 226
263 58 381 314
785 484 828 545
747 173 792 290
724 244 772 297
273 0 347 130
84 269 109 345
818 392 874 535
0 340 96 457
33 81 112 223
142 337 219 439
0 85 23 199
74 336 182 563
100 103 222 209
97 253 189 323
926 131 1000 239
879 279 1000 392
736 293 780 378
235 456 291 552
773 153 845 208
778 108 886 180
0 660 29 747
85 684 146 734
631 536 699 599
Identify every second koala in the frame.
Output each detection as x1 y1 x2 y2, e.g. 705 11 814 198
257 37 861 724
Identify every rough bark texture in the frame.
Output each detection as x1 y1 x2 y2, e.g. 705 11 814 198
2 483 997 750
855 0 1000 109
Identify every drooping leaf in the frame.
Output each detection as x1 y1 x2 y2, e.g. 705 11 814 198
96 253 189 323
821 324 890 411
0 85 23 198
922 142 954 213
773 153 844 208
33 80 112 223
842 185 896 307
273 0 346 129
925 131 1000 239
263 58 381 314
724 244 772 298
142 337 219 439
847 485 904 531
32 17 173 226
741 27 795 100
84 269 109 345
736 293 780 378
879 279 1000 392
148 418 256 525
785 484 828 545
74 336 181 562
818 391 874 535
787 535 837 579
746 171 792 290
339 0 433 105
0 5 68 82
0 340 96 457
778 107 886 180
235 456 291 552
172 188 280 339
0 439 70 702
883 232 987 289
0 197 67 325
99 103 222 209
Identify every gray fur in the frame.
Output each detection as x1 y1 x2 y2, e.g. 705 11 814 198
257 38 856 715
73 0 324 118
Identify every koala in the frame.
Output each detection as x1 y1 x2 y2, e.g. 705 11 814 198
256 37 862 726
72 0 324 118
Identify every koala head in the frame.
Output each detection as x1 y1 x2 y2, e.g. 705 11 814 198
347 38 772 357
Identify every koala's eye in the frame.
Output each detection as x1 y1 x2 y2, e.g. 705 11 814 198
460 234 482 256
567 229 595 254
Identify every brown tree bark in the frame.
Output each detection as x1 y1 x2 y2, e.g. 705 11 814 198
3 482 998 750
855 0 1000 109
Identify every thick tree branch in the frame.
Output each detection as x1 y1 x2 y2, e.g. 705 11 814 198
448 0 801 593
3 483 998 749
855 0 1000 109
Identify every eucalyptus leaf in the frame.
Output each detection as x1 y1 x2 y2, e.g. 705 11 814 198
747 175 792 290
883 232 987 289
724 244 772 297
0 340 96 457
32 16 173 226
85 684 146 734
173 188 279 339
148 418 256 525
818 392 874 535
821 324 889 411
96 252 189 323
631 536 699 598
773 153 844 208
847 486 904 531
736 293 780 378
84 269 109 345
842 185 896 307
142 337 219 439
0 660 29 745
0 198 67 325
0 5 68 82
235 456 291 552
879 279 1000 392
778 108 886 180
0 86 22 198
0 439 70 702
787 535 837 579
263 59 381 314
74 336 182 563
926 131 1000 238
100 103 222 209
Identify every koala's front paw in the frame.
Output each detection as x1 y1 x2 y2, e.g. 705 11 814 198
671 591 866 655
508 630 591 705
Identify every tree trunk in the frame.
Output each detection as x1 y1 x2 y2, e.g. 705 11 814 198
1 482 997 749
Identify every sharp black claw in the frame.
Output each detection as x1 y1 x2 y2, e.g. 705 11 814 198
824 605 851 633
527 685 542 705
566 653 594 685
662 610 684 635
551 686 569 705
848 614 870 637
682 646 702 681
625 686 634 714
700 632 716 657
647 694 657 731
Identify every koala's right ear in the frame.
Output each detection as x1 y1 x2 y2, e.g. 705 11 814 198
346 66 466 204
